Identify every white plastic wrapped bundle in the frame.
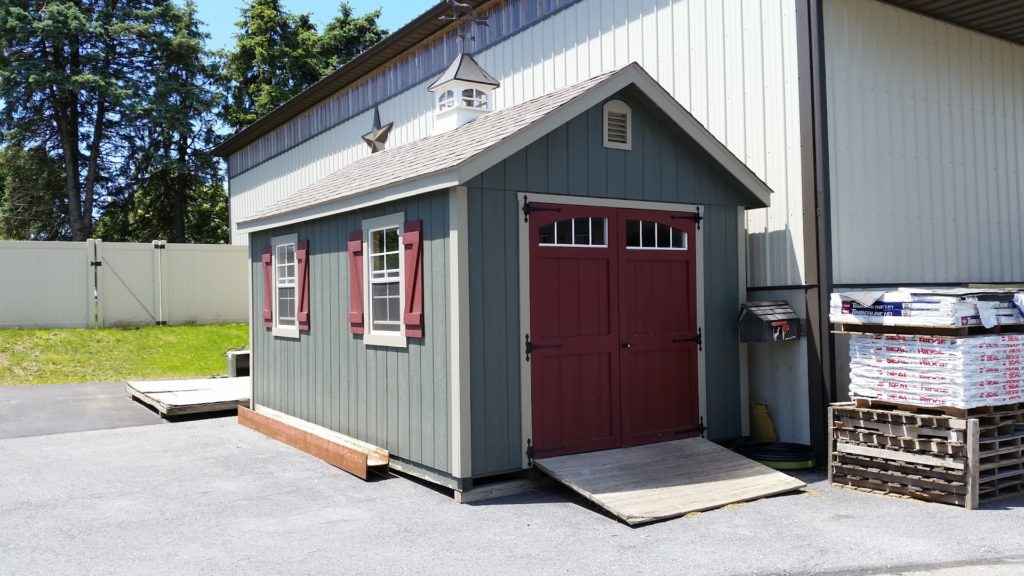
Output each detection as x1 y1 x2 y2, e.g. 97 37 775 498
848 333 1024 409
830 288 1024 329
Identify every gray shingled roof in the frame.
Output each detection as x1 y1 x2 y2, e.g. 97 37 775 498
427 52 501 90
241 69 616 225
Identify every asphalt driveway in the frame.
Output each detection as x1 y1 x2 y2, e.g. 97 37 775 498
0 381 163 439
1 386 1023 575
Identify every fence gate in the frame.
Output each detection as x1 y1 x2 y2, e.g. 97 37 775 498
0 239 247 329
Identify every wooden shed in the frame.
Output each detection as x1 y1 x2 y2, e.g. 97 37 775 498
238 63 772 491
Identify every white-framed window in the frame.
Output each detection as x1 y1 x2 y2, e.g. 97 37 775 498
625 220 688 250
603 99 631 150
363 213 407 347
438 89 455 111
461 88 489 109
538 217 608 247
272 233 300 338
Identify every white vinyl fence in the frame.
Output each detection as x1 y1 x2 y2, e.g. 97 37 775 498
0 240 248 329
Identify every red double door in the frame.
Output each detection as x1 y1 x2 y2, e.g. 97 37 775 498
529 203 699 458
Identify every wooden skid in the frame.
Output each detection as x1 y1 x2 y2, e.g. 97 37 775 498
126 378 249 417
239 405 388 480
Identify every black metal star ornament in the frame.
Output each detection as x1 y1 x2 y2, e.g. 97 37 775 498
362 107 393 153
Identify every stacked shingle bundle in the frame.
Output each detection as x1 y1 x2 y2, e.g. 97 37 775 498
830 288 1024 329
848 333 1024 409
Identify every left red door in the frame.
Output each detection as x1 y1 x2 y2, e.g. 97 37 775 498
529 204 621 458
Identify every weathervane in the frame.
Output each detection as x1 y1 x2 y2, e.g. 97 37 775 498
439 0 489 53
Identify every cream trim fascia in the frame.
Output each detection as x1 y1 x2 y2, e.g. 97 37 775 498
248 245 255 410
449 186 472 478
518 192 532 469
361 212 407 348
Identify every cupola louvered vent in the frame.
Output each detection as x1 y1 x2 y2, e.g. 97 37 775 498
603 99 631 150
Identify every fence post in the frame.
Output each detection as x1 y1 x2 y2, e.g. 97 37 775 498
93 238 105 328
152 240 168 325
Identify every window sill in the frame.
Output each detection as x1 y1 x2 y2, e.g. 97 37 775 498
364 331 407 348
272 325 301 339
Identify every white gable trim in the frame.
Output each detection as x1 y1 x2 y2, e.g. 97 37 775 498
238 63 772 233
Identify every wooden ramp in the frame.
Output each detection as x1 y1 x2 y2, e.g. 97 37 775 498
126 377 249 418
534 437 806 525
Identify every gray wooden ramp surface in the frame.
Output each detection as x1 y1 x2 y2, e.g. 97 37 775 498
126 377 249 418
534 437 806 525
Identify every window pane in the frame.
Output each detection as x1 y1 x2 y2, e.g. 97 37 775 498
385 228 399 252
671 228 684 249
556 221 572 245
539 223 555 244
573 218 591 245
626 220 640 247
372 230 385 254
388 294 400 322
371 255 385 273
386 253 399 271
372 293 389 321
592 218 606 246
657 223 670 248
641 221 656 248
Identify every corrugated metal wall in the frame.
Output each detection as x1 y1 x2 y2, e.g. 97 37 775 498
825 0 1024 285
465 90 749 477
249 191 452 477
230 0 805 290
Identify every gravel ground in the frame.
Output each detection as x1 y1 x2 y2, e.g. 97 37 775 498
2 415 1023 576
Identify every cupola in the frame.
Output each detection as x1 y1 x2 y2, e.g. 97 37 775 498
428 52 500 134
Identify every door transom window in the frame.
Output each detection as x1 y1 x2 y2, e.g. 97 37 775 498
538 217 608 247
625 219 688 250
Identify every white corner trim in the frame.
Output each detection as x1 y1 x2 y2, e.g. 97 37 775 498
247 244 255 410
518 192 532 469
361 212 407 349
449 186 472 478
270 233 300 340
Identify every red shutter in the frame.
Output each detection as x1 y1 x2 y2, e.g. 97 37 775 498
296 239 310 332
261 246 273 328
403 220 424 338
347 231 365 334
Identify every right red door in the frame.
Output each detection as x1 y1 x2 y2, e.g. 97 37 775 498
617 210 700 447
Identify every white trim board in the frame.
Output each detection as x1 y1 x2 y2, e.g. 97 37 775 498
518 192 707 469
448 186 472 479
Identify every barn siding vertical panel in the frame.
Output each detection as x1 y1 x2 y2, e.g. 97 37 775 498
248 190 451 476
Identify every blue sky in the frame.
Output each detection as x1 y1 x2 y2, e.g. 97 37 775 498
193 1 438 51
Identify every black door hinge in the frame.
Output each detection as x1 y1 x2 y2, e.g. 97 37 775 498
672 208 703 230
673 327 703 351
698 416 706 438
522 195 561 223
525 334 561 362
526 438 535 466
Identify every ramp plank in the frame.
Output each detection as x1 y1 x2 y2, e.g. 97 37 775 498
126 377 249 417
535 438 806 525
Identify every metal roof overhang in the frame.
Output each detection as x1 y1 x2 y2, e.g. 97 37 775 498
883 0 1024 46
212 0 489 158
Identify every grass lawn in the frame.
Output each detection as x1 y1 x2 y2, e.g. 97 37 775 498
0 324 249 386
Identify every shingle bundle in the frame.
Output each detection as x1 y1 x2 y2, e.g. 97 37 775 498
830 288 1024 329
848 333 1024 409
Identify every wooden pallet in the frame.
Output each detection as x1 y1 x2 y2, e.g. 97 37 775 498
829 402 1024 509
832 323 1024 337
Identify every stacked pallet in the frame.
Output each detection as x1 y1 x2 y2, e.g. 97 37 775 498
848 333 1024 409
828 402 1024 508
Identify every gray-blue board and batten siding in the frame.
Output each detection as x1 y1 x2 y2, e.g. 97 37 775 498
249 87 752 487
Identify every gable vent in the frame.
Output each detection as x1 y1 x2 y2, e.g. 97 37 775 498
603 99 631 150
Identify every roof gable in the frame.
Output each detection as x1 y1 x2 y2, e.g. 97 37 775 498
237 63 773 233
